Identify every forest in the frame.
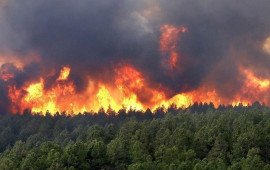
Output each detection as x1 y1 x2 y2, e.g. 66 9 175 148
0 102 270 170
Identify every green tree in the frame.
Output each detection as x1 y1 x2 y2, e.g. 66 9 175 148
62 142 89 169
86 140 107 169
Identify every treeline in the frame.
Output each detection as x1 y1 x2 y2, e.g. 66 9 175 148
0 103 270 169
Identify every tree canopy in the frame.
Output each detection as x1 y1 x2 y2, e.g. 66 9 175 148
0 103 270 169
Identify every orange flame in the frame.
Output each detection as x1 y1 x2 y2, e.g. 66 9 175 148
6 64 193 115
57 66 71 81
0 67 14 82
4 25 270 115
6 63 270 115
243 69 270 89
160 25 187 69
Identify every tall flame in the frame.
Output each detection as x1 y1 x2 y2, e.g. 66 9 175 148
5 62 270 115
160 25 187 70
2 25 270 115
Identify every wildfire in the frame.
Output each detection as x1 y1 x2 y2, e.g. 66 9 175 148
2 25 270 115
115 64 144 93
160 25 187 70
0 67 14 82
24 79 44 101
5 64 192 115
263 36 270 54
5 62 270 115
243 69 270 89
57 66 71 81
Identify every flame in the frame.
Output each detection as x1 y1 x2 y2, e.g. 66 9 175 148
57 66 71 81
6 64 193 115
228 67 270 106
160 25 187 69
24 79 44 101
185 67 270 107
0 67 14 82
3 25 270 115
6 62 270 115
0 53 40 70
114 63 144 96
243 69 270 89
263 36 270 54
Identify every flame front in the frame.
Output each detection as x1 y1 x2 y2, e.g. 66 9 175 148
2 24 270 115
5 62 270 115
5 64 191 115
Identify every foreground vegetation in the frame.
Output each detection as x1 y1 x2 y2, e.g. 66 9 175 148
0 103 270 169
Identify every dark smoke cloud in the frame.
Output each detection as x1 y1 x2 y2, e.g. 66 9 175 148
156 0 270 97
0 0 270 108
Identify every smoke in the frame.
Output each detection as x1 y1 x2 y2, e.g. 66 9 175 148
0 0 270 112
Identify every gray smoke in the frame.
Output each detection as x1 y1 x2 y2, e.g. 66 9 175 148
0 0 270 111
